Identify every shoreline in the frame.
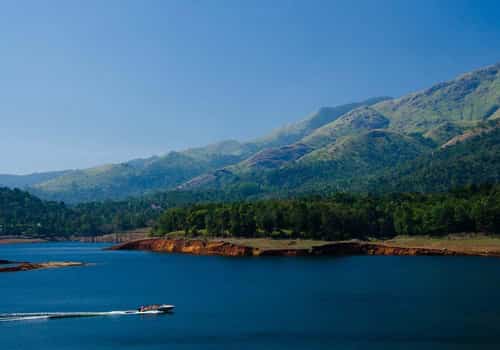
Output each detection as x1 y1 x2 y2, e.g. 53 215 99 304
3 233 500 258
0 238 47 245
0 228 151 245
107 237 500 257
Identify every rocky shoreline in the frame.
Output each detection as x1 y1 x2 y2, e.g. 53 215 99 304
0 260 85 273
107 238 500 257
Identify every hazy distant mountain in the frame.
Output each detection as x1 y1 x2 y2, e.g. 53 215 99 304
16 98 389 202
29 146 254 203
0 170 71 189
2 62 499 202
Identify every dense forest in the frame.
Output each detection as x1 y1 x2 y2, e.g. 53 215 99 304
0 187 234 237
362 126 500 192
2 184 500 240
153 184 500 240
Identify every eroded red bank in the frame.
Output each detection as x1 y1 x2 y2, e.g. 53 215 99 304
107 238 500 257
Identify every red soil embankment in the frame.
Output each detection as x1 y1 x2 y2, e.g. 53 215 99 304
108 238 500 257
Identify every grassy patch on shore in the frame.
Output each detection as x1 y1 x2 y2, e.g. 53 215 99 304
159 231 500 254
162 231 330 250
376 233 500 254
224 238 332 250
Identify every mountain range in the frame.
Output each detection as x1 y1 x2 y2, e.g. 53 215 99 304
1 62 499 203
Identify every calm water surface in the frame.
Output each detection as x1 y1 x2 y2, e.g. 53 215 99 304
1 243 500 349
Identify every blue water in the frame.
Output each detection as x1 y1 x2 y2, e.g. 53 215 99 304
1 243 500 349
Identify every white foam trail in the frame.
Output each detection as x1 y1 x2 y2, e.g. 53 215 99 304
0 310 165 322
0 316 49 322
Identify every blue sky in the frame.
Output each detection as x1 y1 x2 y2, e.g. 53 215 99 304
1 0 499 174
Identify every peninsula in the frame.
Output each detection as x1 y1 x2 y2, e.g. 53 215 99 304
108 235 500 257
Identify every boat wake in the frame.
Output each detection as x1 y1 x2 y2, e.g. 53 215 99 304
0 306 174 322
0 315 50 322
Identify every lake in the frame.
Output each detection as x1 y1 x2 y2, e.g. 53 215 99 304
1 242 500 349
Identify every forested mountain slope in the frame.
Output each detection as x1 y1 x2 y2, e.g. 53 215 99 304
363 122 500 192
181 62 500 193
373 62 500 132
1 62 499 203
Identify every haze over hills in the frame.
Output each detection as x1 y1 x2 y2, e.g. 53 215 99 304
3 97 390 202
0 170 71 189
1 62 499 203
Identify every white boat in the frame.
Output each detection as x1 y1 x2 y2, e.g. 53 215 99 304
137 304 175 313
0 304 175 322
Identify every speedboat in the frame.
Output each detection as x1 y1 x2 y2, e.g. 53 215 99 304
137 304 175 313
0 305 175 322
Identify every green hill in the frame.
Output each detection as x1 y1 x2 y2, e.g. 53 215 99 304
0 170 71 189
244 130 431 194
301 129 430 163
253 97 390 148
181 62 500 193
23 99 389 202
373 62 500 132
1 62 499 202
31 152 224 202
230 103 392 174
0 187 72 236
301 106 391 148
365 122 500 192
423 122 469 146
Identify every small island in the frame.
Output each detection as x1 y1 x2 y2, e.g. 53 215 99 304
0 260 85 273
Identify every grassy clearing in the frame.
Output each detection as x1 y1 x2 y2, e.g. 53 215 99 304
223 238 331 250
377 233 500 254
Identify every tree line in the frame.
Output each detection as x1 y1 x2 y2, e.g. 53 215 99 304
153 184 500 240
0 187 230 237
2 184 500 239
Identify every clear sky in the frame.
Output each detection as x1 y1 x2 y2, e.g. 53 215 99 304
1 0 499 174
